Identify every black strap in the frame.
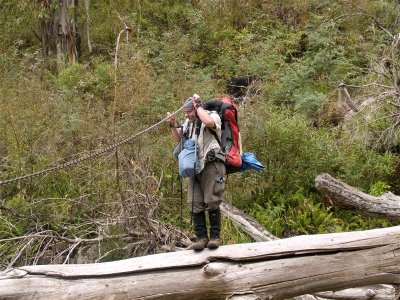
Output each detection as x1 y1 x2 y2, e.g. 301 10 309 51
208 127 221 147
195 118 202 136
188 118 202 139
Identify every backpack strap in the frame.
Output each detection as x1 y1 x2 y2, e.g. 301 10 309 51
187 118 202 139
208 127 221 147
195 118 202 137
205 111 223 149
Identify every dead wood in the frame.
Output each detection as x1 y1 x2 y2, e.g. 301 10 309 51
314 284 397 299
220 201 278 242
2 226 400 300
315 173 400 220
221 201 397 300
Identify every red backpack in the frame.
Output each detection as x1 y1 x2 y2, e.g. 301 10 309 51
204 96 242 173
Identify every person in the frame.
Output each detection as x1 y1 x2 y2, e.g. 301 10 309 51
168 94 226 250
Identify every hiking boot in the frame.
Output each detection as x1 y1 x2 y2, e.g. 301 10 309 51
207 238 220 249
189 238 209 251
208 208 221 250
189 211 208 251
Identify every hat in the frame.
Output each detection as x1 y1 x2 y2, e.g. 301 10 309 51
184 97 194 110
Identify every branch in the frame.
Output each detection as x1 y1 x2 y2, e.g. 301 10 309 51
220 201 278 242
330 9 394 41
0 231 130 245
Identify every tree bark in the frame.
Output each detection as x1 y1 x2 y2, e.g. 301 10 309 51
1 226 400 300
315 173 400 220
40 0 80 65
220 201 397 300
84 0 92 53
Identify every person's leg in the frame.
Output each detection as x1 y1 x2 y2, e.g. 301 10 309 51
207 206 221 249
202 161 226 249
187 176 208 250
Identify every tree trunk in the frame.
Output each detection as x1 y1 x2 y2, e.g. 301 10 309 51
40 0 80 66
84 0 92 53
315 173 400 220
1 226 400 300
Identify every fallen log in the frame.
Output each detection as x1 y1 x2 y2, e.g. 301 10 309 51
220 201 278 242
1 226 400 300
221 201 321 300
314 284 396 299
221 201 397 300
315 173 400 220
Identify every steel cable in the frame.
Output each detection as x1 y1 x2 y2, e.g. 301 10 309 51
0 105 185 186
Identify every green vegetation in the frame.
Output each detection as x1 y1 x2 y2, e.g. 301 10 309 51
0 0 399 267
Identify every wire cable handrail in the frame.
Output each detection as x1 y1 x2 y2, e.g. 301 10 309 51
0 105 185 186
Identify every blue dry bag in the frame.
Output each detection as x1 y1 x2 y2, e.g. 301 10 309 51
239 152 265 172
178 139 200 177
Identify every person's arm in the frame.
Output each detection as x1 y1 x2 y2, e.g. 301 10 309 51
192 94 216 128
196 106 216 128
167 112 182 143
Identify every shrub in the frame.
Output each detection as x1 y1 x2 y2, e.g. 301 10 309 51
224 103 397 236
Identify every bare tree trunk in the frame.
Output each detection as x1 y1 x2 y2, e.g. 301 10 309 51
40 0 80 66
1 226 400 299
315 173 400 220
84 0 92 53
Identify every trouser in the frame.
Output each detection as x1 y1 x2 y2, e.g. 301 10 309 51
187 161 226 213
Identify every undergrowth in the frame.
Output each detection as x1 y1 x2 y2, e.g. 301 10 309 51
0 0 399 267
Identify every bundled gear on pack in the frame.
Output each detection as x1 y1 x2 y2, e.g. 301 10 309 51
239 152 265 172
